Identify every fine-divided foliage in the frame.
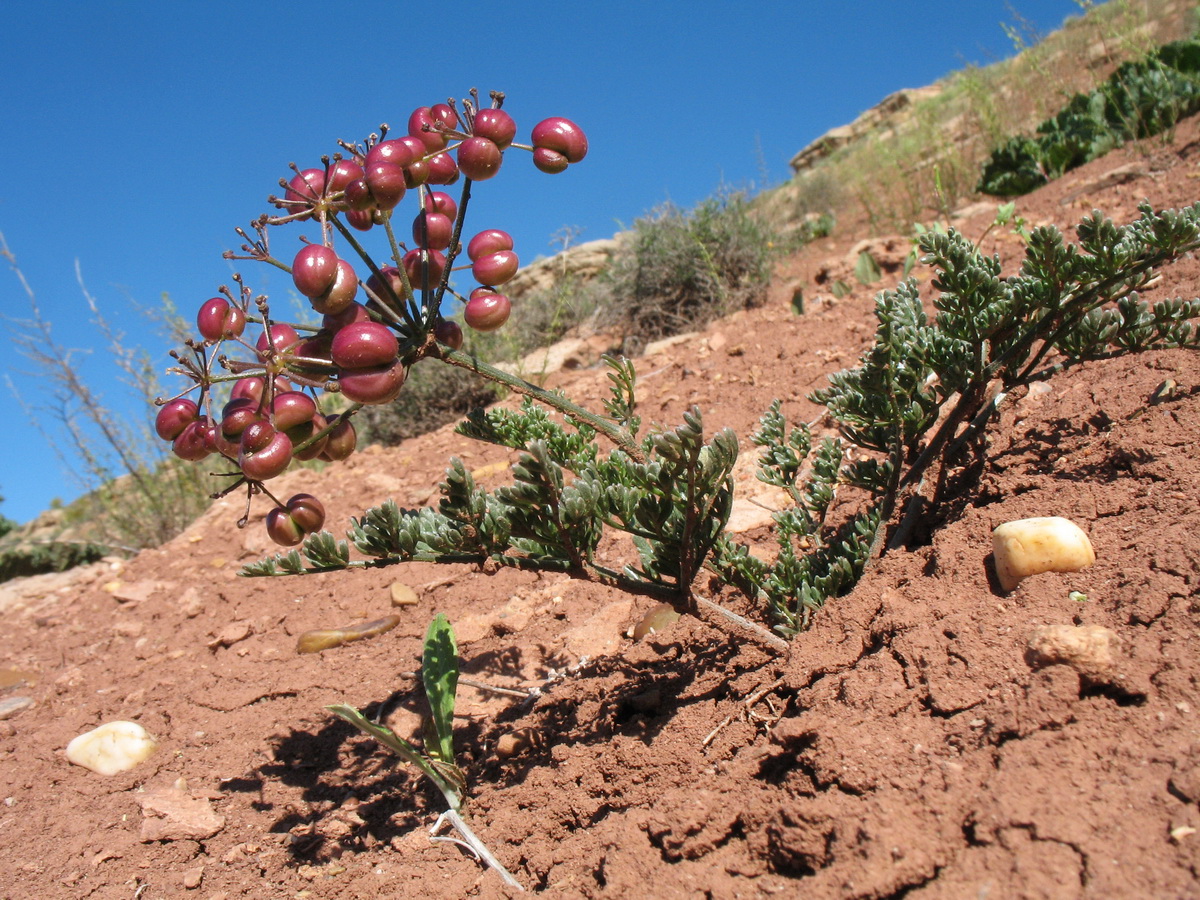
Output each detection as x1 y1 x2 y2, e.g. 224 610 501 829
248 363 739 618
244 202 1200 640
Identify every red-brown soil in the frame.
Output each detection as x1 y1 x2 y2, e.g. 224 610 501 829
4 117 1200 900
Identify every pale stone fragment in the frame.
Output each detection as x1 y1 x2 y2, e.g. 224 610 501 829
389 582 419 607
65 721 157 775
992 516 1095 591
138 783 225 842
1026 623 1120 681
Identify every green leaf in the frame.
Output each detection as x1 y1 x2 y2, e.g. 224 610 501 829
422 614 459 766
855 250 882 285
327 703 466 811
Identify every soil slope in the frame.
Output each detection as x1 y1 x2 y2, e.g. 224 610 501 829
3 117 1200 900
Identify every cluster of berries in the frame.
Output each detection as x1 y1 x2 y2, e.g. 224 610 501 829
155 92 586 548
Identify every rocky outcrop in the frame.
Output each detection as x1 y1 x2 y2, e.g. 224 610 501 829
789 86 944 174
504 237 620 300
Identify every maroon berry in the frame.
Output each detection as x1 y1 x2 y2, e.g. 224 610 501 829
196 297 246 342
332 321 400 369
531 117 588 163
425 152 459 185
155 398 198 441
364 266 407 314
289 413 329 461
402 160 430 189
464 292 512 332
430 103 460 131
467 229 514 261
408 105 458 151
230 378 263 404
310 259 359 316
222 397 263 438
201 419 235 457
327 158 364 201
290 333 335 371
474 109 517 149
287 493 326 533
457 136 503 181
266 507 305 546
283 168 326 218
231 375 290 405
323 301 372 333
424 190 458 220
338 360 407 404
239 419 277 454
412 211 454 251
321 414 358 460
532 147 569 174
292 244 340 299
365 138 416 169
472 250 519 286
172 418 213 461
435 320 463 350
256 322 301 357
239 431 293 481
343 178 375 212
402 248 447 287
271 391 317 430
346 208 376 231
363 161 407 210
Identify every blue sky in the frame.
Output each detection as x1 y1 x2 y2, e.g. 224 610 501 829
0 0 1084 525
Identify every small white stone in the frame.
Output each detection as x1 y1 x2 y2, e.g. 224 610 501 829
65 721 158 775
992 516 1095 592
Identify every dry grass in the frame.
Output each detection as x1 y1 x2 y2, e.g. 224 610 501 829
761 0 1199 233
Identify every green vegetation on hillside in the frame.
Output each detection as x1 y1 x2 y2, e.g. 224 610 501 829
767 0 1199 231
979 37 1200 195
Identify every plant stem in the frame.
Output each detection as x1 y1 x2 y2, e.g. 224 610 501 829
431 809 524 891
439 347 644 461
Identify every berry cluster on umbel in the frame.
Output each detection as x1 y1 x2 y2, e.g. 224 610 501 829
154 89 587 549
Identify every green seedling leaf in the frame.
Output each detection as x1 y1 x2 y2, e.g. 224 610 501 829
422 613 459 766
855 250 882 285
327 703 465 811
790 287 804 315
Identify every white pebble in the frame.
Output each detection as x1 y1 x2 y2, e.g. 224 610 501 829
992 516 1095 592
66 721 157 775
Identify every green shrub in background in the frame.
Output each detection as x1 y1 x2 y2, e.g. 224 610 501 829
3 236 214 561
0 495 15 541
599 191 781 354
979 37 1200 196
0 540 110 584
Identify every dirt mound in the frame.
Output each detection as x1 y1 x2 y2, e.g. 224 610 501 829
4 118 1200 899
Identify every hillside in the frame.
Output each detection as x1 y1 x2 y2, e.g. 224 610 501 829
4 10 1200 899
1 111 1198 897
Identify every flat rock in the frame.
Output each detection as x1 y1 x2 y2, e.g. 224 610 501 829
139 783 225 842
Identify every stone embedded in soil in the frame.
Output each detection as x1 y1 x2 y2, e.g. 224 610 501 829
65 721 157 775
0 696 33 720
104 579 172 604
206 619 253 649
1025 624 1120 683
138 781 225 842
389 581 419 606
992 516 1095 591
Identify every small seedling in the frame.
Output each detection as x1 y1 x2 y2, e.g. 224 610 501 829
329 614 523 889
